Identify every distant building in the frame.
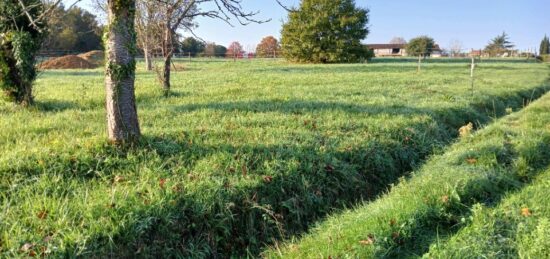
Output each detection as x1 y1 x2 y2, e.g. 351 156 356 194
469 50 483 57
366 43 443 57
431 44 443 57
366 44 407 57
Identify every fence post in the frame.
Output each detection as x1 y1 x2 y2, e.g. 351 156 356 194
470 56 475 97
417 54 422 73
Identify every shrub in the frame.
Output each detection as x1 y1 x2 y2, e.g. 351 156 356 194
281 0 370 63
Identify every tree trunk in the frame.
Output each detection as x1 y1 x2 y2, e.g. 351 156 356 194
20 83 33 107
144 47 153 71
105 0 141 143
162 24 172 96
163 54 171 95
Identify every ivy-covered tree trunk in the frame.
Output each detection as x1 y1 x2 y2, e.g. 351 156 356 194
0 0 44 107
105 0 141 143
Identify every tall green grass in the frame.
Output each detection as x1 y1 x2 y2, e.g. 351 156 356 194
425 167 550 258
266 85 550 258
0 59 548 257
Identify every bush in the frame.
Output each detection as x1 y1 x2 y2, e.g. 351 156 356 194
406 36 435 57
538 54 550 62
281 0 370 63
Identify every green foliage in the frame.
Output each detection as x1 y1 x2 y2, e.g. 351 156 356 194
0 0 45 105
180 37 205 56
406 36 435 56
42 5 103 53
281 0 369 63
0 59 549 257
202 43 227 57
539 35 549 55
268 89 550 258
485 32 515 57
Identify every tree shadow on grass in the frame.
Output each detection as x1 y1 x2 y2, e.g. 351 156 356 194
13 81 548 257
35 100 80 112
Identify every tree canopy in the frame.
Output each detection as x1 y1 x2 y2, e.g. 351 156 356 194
540 35 549 56
390 37 407 44
203 43 226 57
42 5 103 53
485 32 514 56
226 41 243 57
406 36 435 56
281 0 370 63
256 36 280 58
180 37 205 56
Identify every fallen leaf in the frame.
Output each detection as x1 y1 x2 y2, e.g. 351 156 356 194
114 175 124 183
43 235 53 243
241 165 248 176
20 243 34 252
466 158 477 164
392 232 400 240
263 175 273 183
441 195 450 204
37 210 48 220
359 238 374 246
521 208 531 217
459 122 474 138
159 178 167 189
359 234 375 245
389 218 397 226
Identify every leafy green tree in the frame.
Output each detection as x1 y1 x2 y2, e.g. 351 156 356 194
540 35 549 55
0 0 46 106
281 0 370 63
202 43 227 57
42 5 103 52
180 37 205 56
406 36 435 57
485 32 514 57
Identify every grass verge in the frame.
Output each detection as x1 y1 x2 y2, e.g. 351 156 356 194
266 91 550 258
425 167 550 258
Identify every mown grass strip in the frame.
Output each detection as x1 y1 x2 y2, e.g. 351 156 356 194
266 92 550 258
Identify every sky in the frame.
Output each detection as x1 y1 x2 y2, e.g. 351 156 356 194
67 0 550 52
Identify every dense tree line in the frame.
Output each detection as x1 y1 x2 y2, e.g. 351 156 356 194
540 35 549 56
42 5 103 53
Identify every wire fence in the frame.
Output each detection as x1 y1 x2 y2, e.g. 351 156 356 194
37 48 542 62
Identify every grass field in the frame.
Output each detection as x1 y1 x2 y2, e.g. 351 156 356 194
0 58 549 257
267 85 550 258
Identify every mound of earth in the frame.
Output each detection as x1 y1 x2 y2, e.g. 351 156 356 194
39 55 97 69
78 50 104 65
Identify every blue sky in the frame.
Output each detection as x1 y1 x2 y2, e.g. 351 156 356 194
69 0 549 52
